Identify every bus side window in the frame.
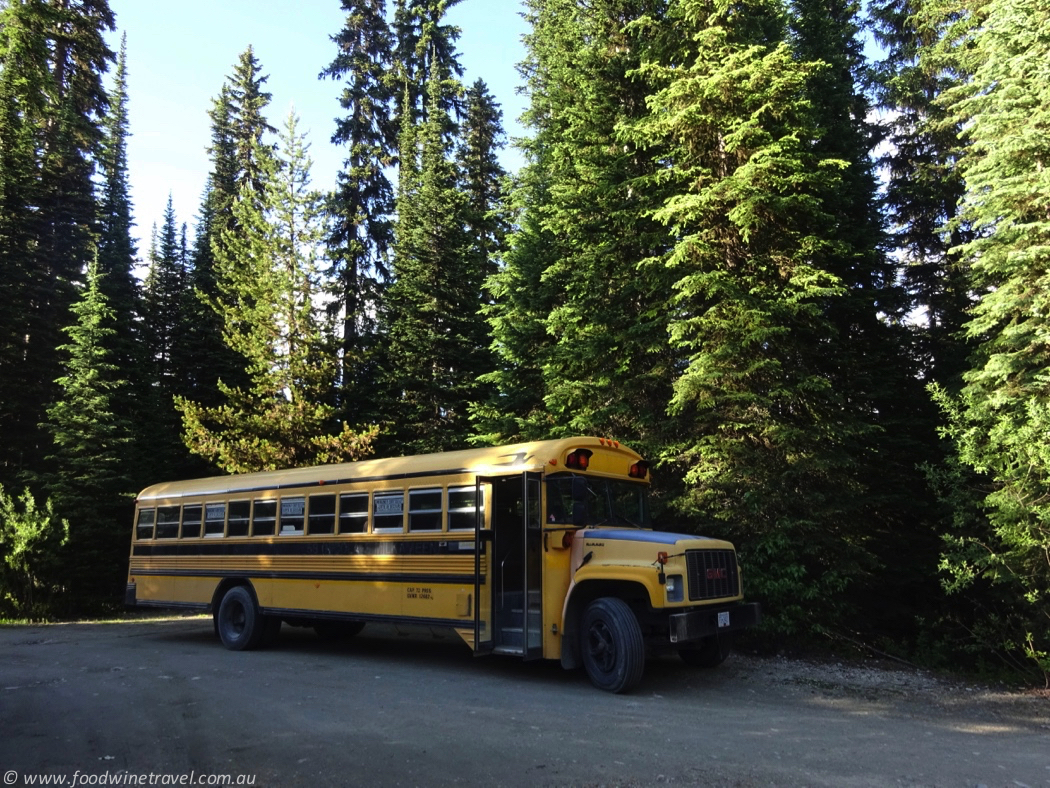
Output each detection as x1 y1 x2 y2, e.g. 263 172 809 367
155 506 180 539
227 501 250 537
252 499 276 537
308 494 336 535
409 488 442 531
204 502 226 537
136 508 155 540
448 487 482 531
338 493 368 534
280 497 305 535
373 491 404 532
181 504 203 539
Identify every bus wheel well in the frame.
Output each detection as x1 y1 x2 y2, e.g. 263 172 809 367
210 578 257 616
560 580 650 670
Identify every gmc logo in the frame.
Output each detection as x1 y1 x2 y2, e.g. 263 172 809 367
706 568 727 580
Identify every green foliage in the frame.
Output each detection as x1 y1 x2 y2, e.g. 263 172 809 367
930 0 1050 684
39 256 134 604
321 0 397 420
0 485 69 618
628 0 883 635
177 113 377 473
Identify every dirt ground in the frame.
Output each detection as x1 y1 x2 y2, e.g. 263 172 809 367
1 616 1047 787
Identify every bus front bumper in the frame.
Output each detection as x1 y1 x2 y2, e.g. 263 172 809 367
669 602 761 643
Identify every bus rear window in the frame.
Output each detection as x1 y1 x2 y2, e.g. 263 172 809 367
136 508 155 540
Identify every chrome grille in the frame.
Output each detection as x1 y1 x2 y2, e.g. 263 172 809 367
686 549 739 601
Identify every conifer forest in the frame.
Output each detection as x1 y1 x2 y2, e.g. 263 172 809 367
0 0 1048 684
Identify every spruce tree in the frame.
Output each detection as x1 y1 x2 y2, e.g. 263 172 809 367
384 64 474 453
0 0 115 485
40 256 133 607
628 0 881 634
934 0 1050 682
177 115 377 473
477 0 678 468
320 0 397 416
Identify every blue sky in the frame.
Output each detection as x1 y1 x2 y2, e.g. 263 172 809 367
107 0 529 257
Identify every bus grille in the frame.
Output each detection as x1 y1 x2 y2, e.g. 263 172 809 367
686 550 739 601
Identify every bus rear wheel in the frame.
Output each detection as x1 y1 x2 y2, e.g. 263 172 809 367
580 597 645 693
217 585 265 651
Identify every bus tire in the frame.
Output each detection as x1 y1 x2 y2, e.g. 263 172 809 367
314 621 366 640
580 597 645 693
679 633 732 668
216 585 265 651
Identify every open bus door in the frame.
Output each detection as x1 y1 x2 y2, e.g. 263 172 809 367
473 476 494 655
476 472 543 658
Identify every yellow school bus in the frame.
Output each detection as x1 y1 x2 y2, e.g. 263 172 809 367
127 437 759 692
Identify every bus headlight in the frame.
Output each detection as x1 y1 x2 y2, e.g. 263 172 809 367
666 574 684 603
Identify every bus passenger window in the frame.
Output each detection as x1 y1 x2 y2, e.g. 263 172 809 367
227 501 250 537
155 506 180 539
308 494 336 534
252 499 276 536
204 503 225 537
136 508 155 540
373 491 404 532
181 505 202 539
338 493 367 533
280 497 305 535
409 489 442 531
448 487 483 531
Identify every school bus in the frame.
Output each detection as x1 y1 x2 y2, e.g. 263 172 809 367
127 437 759 692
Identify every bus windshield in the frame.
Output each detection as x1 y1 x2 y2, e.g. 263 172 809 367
546 474 650 528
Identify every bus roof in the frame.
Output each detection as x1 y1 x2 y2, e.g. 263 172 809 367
136 437 644 502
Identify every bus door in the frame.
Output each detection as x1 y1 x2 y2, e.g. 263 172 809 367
473 476 494 655
484 472 543 658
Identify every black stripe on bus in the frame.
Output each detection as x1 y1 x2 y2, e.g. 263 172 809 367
262 608 467 630
137 466 491 501
131 569 479 584
132 539 483 558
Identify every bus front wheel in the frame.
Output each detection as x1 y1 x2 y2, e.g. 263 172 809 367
580 597 645 693
216 585 265 651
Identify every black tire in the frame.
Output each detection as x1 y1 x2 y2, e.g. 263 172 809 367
314 621 366 640
580 597 645 693
216 585 265 651
679 633 732 668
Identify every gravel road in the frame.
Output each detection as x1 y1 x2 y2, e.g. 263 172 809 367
0 617 1047 787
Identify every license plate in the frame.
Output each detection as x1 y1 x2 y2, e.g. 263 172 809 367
717 611 730 628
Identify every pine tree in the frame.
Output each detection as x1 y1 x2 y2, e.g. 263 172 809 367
383 62 474 453
627 0 883 634
476 0 678 468
934 0 1050 683
40 256 133 606
0 0 115 486
227 46 277 201
177 115 377 473
320 0 397 415
871 0 974 385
